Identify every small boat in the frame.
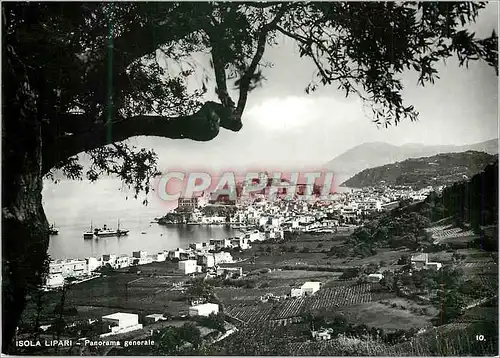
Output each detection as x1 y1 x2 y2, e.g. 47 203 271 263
49 223 59 235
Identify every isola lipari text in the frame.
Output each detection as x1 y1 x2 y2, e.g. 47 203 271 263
16 340 73 347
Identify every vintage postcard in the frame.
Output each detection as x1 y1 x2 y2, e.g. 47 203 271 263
2 1 498 356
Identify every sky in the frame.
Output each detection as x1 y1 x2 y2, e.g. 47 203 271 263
89 3 499 171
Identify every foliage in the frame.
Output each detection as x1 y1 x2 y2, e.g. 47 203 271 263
343 205 433 256
130 323 202 355
198 312 226 333
418 160 498 232
52 303 78 316
4 2 497 188
185 278 217 302
205 277 257 289
339 268 360 280
178 322 202 348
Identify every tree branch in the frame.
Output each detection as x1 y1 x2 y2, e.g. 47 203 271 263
234 4 289 117
42 101 234 174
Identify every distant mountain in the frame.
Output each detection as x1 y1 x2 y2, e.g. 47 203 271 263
341 151 497 189
324 139 498 180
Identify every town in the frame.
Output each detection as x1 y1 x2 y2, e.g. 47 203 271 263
44 183 440 289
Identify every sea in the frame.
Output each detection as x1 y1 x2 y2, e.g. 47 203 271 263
43 178 237 260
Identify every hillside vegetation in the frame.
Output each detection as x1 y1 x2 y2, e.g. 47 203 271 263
417 159 498 237
324 139 498 179
341 151 497 189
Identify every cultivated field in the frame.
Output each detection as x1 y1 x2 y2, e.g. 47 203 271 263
270 298 306 319
307 283 373 310
22 273 191 325
337 301 434 332
224 304 274 324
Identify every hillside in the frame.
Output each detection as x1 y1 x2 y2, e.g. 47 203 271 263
422 159 498 232
340 151 497 189
324 139 498 179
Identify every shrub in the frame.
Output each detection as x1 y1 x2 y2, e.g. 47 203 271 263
199 312 226 333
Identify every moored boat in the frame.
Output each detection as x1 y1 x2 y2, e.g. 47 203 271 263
83 221 129 239
49 223 59 235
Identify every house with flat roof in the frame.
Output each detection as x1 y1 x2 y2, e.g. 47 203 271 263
100 312 142 337
144 313 166 324
301 281 321 296
367 273 384 282
189 303 219 317
411 253 429 270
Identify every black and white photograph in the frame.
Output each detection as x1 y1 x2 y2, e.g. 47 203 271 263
2 1 499 356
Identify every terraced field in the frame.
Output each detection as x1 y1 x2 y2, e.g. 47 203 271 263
270 298 306 319
215 286 291 302
224 304 274 324
308 283 373 310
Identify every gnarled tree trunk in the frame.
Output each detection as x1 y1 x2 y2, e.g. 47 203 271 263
2 50 50 353
2 133 49 353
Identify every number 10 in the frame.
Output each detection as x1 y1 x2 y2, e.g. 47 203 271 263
476 335 485 341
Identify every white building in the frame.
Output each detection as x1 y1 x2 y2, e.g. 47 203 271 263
264 228 283 240
216 267 242 278
45 273 65 288
257 216 267 227
101 312 142 336
85 257 101 273
132 251 147 259
360 200 382 212
153 252 166 262
115 255 130 269
425 262 442 271
131 257 148 266
178 197 199 211
168 248 186 260
265 216 282 227
213 252 233 265
411 253 429 270
144 313 166 324
102 254 117 267
301 281 321 296
179 260 198 275
189 303 219 317
241 230 262 242
229 237 250 250
201 216 226 224
209 238 231 249
312 330 332 341
189 242 210 251
198 254 215 268
290 288 304 298
367 273 384 282
49 259 87 278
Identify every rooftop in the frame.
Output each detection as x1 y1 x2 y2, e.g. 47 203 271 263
411 253 429 262
102 312 138 320
301 281 322 288
191 303 219 309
